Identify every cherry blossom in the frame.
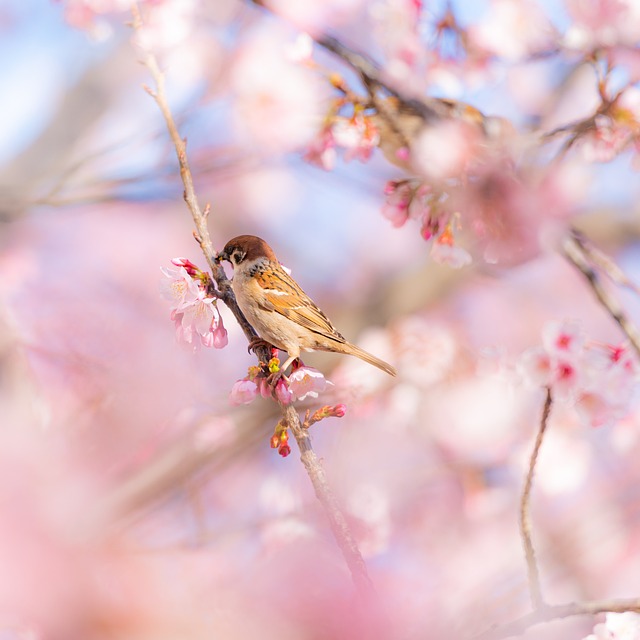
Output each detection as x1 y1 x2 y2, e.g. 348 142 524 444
331 114 380 162
161 260 228 349
583 611 640 640
230 25 326 154
519 321 639 427
288 365 329 401
469 0 556 61
229 378 259 405
303 126 337 171
564 0 640 50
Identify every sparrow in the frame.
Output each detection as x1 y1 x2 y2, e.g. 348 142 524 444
371 96 514 172
216 235 396 377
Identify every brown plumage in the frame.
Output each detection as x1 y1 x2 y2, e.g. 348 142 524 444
217 235 396 376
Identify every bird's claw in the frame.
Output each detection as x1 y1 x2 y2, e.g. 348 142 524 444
247 337 274 355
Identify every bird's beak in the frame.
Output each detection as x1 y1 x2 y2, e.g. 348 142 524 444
215 250 228 263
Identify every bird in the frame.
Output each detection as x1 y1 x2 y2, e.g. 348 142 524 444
216 235 396 377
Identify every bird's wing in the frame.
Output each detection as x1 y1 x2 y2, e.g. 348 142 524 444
255 265 346 343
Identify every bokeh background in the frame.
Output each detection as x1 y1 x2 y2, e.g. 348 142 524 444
1 0 640 638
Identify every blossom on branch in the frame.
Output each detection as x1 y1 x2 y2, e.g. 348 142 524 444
288 365 330 401
583 611 640 640
519 320 639 427
160 258 228 350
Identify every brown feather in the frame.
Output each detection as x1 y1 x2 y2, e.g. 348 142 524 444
256 266 346 343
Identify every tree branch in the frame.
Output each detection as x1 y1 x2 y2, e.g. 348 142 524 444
519 388 552 610
472 598 640 640
131 4 374 599
562 230 640 359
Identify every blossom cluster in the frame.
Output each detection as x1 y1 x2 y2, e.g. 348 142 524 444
160 258 228 350
382 179 472 268
230 361 331 406
583 611 640 640
519 321 639 428
304 111 380 171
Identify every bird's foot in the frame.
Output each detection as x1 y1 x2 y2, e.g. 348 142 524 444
247 337 278 357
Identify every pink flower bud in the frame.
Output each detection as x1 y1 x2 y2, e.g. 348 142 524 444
332 404 347 418
171 257 201 277
229 379 258 405
278 444 292 457
275 379 294 405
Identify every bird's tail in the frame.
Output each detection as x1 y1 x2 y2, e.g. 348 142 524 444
347 343 397 377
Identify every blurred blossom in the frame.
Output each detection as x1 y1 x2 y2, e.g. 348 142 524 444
229 378 258 405
457 161 581 265
264 0 364 33
529 429 592 494
284 33 314 63
395 318 458 387
230 25 326 154
381 180 413 228
413 120 481 181
519 321 639 427
430 372 528 462
584 611 640 640
331 114 380 162
303 126 337 170
133 0 198 51
564 0 640 49
579 115 634 163
469 0 556 60
62 0 136 35
429 223 472 269
370 0 423 84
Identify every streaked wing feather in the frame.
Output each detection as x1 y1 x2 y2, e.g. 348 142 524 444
256 267 345 343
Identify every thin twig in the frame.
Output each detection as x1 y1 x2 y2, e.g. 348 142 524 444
131 3 374 598
520 388 552 610
472 598 640 640
562 230 640 359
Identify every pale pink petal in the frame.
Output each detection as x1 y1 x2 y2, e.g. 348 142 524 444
229 379 258 405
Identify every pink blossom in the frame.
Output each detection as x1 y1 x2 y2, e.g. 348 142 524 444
381 181 412 228
456 160 580 266
288 366 329 401
160 264 202 312
579 115 632 162
429 225 472 269
304 127 337 171
264 0 364 33
564 0 640 49
161 262 227 349
370 0 424 83
542 320 584 356
331 115 380 162
133 0 198 51
518 347 554 387
583 611 640 640
274 378 294 404
429 241 472 269
469 0 556 61
230 25 325 154
200 309 228 349
229 378 258 405
413 120 481 180
519 322 639 426
284 33 314 63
